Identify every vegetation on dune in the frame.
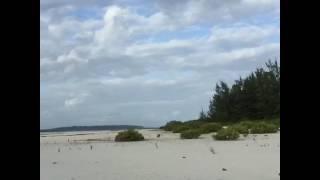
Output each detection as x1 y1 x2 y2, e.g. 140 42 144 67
172 125 191 133
249 122 278 134
231 120 279 134
161 121 183 131
160 60 280 140
231 124 250 134
213 128 240 140
268 118 280 128
180 129 202 139
161 120 206 133
237 121 257 129
115 129 144 142
183 120 207 128
161 119 279 140
199 123 222 134
207 60 280 122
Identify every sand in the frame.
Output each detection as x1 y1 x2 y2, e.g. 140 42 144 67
40 129 280 180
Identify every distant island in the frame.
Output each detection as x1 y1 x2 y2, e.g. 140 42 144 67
40 125 147 132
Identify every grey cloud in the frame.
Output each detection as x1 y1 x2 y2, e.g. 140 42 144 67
41 0 279 129
153 0 279 25
40 0 113 11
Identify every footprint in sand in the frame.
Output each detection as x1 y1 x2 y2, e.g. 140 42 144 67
209 147 215 154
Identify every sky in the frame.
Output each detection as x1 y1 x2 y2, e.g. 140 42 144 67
40 0 280 129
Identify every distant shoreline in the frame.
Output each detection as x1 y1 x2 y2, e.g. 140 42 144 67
40 125 158 133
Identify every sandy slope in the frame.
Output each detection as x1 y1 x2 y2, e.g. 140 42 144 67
40 129 280 180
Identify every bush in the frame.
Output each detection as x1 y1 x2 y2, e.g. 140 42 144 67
172 125 191 133
250 122 278 134
114 129 144 142
231 120 279 134
199 123 222 134
268 118 280 128
180 129 201 139
162 121 183 131
238 121 257 129
162 120 207 133
213 128 240 140
232 124 250 134
183 120 206 128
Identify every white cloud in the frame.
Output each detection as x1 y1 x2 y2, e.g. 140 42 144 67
40 0 280 129
64 93 89 108
172 110 181 116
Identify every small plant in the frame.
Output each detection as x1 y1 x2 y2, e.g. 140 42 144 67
115 129 144 142
250 122 278 134
268 118 280 128
213 128 240 140
232 124 249 134
172 125 191 133
162 121 183 131
180 129 201 139
184 120 206 128
238 121 257 129
199 123 222 134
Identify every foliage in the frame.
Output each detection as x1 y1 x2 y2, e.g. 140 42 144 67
180 129 202 139
172 125 191 133
199 123 222 133
183 120 206 128
161 121 183 131
207 60 280 122
250 122 278 134
231 120 279 134
198 109 208 121
114 129 144 142
213 128 240 140
231 124 249 134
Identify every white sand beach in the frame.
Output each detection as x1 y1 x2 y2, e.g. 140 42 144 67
40 129 280 180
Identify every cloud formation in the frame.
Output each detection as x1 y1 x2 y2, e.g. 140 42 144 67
40 0 280 129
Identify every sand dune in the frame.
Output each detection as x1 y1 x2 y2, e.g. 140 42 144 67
40 129 280 180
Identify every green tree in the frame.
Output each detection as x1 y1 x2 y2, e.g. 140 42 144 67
198 108 208 121
208 81 231 121
207 59 280 122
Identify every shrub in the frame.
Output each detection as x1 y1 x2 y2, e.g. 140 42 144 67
238 121 257 129
250 122 278 134
172 125 191 133
162 121 183 131
180 129 201 139
114 129 144 142
172 125 194 133
232 124 250 134
269 119 280 128
199 123 222 134
213 128 240 140
183 120 206 128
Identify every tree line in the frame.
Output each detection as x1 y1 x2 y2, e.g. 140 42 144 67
200 59 280 122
